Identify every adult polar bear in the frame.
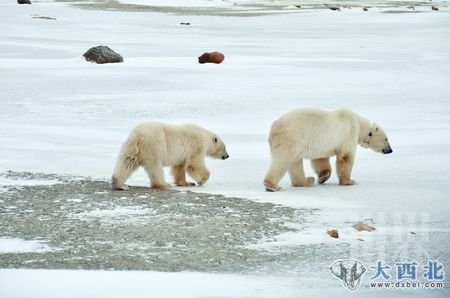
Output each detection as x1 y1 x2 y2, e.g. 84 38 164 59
264 108 393 192
112 122 229 190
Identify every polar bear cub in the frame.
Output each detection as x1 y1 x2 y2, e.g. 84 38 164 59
264 108 392 191
112 122 229 190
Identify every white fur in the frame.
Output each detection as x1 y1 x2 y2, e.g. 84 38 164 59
112 122 228 190
264 108 392 191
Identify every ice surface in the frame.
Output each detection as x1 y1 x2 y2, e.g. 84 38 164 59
117 0 238 7
0 0 449 297
0 269 304 298
0 238 60 254
74 206 157 220
115 0 448 13
0 176 60 192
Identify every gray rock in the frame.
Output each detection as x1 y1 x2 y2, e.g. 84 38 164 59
82 45 124 64
18 0 32 4
0 171 314 272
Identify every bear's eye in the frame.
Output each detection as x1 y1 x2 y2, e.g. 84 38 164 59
385 138 388 142
214 137 218 143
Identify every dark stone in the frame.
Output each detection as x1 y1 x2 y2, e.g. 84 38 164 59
18 0 32 4
180 22 190 25
82 46 124 64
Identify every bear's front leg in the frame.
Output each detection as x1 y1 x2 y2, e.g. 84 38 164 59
336 153 356 186
171 164 195 187
186 157 210 186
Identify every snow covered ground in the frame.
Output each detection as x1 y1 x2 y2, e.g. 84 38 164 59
117 0 241 7
74 0 450 16
0 238 61 254
1 0 449 297
115 0 446 9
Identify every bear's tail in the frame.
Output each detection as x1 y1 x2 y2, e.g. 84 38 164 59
111 138 142 190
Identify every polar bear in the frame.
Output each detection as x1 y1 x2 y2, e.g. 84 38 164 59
264 108 392 191
112 122 229 190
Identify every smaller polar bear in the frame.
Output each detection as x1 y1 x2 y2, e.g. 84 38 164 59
264 108 393 191
112 122 229 190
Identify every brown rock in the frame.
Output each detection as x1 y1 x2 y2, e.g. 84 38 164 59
18 0 31 4
198 51 225 64
327 229 339 238
432 6 439 11
363 7 369 12
353 223 376 232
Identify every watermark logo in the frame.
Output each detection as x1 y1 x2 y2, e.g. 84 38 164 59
329 259 367 291
330 259 445 291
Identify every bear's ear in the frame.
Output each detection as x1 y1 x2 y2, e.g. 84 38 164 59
213 136 218 143
372 123 379 133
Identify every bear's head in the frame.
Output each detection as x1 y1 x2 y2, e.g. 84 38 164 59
362 124 393 154
207 135 229 160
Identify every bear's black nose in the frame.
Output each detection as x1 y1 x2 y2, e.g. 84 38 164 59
222 154 229 160
382 148 393 154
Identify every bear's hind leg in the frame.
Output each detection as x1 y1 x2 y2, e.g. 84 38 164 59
289 158 315 187
111 155 140 190
336 153 356 185
311 158 332 184
171 164 195 186
142 159 170 189
264 157 290 192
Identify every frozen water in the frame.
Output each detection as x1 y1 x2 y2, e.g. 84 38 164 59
0 238 60 254
0 0 449 297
